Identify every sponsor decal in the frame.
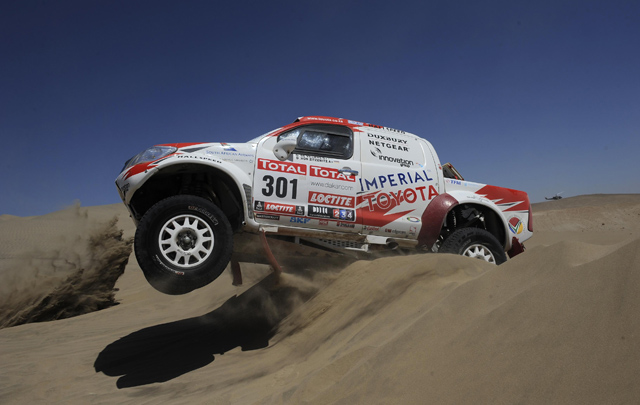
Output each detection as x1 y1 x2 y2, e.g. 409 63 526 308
308 191 355 208
258 158 307 175
367 133 408 144
509 217 524 234
294 155 339 164
303 117 343 123
290 217 311 224
368 133 409 153
371 154 413 167
310 165 356 182
319 219 329 226
254 201 304 215
365 123 383 129
409 226 418 235
175 154 223 164
369 140 409 152
337 222 355 228
308 205 356 222
363 225 380 231
364 124 405 133
310 181 355 191
348 120 363 125
220 142 237 151
361 186 439 211
359 170 433 192
407 216 420 223
357 185 440 228
384 127 405 134
256 213 280 220
384 228 406 235
207 150 253 158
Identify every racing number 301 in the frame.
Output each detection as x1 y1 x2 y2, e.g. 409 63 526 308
262 175 298 199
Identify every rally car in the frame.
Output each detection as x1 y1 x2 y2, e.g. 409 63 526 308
116 116 533 294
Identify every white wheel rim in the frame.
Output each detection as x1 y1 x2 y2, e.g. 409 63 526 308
462 244 496 264
158 214 214 268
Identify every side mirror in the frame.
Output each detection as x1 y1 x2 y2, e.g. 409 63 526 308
273 138 297 161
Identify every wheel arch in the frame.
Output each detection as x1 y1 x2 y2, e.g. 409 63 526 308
418 192 510 251
128 162 251 232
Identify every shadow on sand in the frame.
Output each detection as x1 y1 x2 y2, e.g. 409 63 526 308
94 274 307 388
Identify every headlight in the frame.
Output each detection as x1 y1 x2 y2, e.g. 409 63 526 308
121 146 177 173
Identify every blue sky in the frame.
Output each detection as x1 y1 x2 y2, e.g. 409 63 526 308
1 0 639 216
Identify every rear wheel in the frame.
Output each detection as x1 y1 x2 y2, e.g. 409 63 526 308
439 228 506 265
134 195 233 294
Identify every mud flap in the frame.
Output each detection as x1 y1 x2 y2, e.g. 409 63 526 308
507 236 525 258
259 229 283 283
230 230 283 286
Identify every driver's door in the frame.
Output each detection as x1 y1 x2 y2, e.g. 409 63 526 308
253 124 361 233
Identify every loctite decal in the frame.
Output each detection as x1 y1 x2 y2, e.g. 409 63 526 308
254 201 304 215
308 191 355 208
258 158 307 175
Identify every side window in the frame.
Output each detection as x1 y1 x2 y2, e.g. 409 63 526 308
278 125 353 159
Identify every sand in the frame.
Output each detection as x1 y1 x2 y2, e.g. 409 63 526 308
1 194 639 404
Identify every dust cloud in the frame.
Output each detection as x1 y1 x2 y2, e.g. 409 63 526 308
0 216 133 329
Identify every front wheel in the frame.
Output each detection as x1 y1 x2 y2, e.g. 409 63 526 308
439 228 507 265
134 195 233 295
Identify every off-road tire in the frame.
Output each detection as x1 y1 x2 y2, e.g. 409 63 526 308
439 227 507 265
134 195 233 295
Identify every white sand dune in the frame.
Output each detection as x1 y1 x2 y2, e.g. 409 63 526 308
1 194 639 404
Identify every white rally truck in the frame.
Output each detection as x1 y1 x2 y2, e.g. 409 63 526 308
116 116 533 295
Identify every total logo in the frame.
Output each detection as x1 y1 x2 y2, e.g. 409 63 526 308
310 165 356 182
258 158 307 175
